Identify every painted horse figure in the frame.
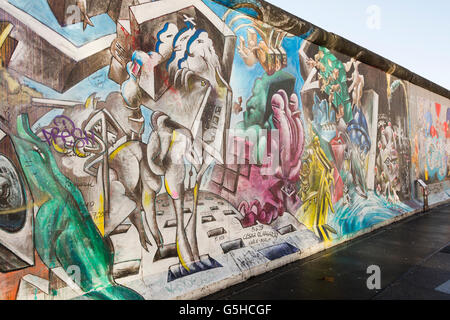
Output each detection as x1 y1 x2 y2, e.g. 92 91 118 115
3 114 143 300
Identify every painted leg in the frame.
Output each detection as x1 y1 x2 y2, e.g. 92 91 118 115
186 154 212 261
141 187 163 247
165 166 194 267
140 161 164 247
185 180 201 261
129 206 152 252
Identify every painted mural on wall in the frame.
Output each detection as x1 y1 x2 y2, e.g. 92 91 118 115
0 0 448 300
409 84 450 184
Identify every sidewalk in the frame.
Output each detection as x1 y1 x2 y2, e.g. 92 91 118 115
204 204 450 300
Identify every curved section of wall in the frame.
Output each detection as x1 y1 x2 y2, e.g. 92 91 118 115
0 0 449 300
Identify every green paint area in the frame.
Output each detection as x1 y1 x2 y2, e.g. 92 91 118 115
239 71 296 163
11 114 143 300
243 71 295 131
316 47 353 123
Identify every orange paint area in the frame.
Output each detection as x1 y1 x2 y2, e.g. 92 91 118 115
0 251 49 300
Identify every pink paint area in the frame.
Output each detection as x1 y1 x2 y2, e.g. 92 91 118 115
221 91 306 227
132 62 141 77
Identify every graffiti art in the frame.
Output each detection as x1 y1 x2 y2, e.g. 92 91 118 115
0 0 448 300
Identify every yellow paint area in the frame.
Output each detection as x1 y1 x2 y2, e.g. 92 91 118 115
0 23 13 49
193 184 199 201
109 142 133 161
0 195 49 215
94 193 105 236
164 178 172 197
0 206 29 215
317 225 331 242
176 241 190 272
169 130 177 151
52 140 69 154
143 191 152 207
74 144 88 158
84 93 96 109
297 136 335 243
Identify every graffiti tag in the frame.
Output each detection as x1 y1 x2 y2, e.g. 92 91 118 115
41 115 96 156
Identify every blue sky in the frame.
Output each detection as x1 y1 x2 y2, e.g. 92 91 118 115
269 0 450 91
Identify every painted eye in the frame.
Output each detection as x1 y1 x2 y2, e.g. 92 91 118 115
33 146 45 161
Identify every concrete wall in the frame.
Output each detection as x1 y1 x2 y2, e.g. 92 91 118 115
0 0 449 300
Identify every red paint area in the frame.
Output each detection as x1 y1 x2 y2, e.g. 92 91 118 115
0 251 49 300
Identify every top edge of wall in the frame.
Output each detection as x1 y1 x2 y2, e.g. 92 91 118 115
210 0 450 101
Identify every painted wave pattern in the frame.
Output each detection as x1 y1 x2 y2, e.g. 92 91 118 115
330 189 411 237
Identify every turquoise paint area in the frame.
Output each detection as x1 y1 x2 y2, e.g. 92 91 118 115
23 66 119 102
205 0 260 18
8 0 116 47
330 189 411 237
206 0 266 128
31 109 64 134
141 106 153 144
